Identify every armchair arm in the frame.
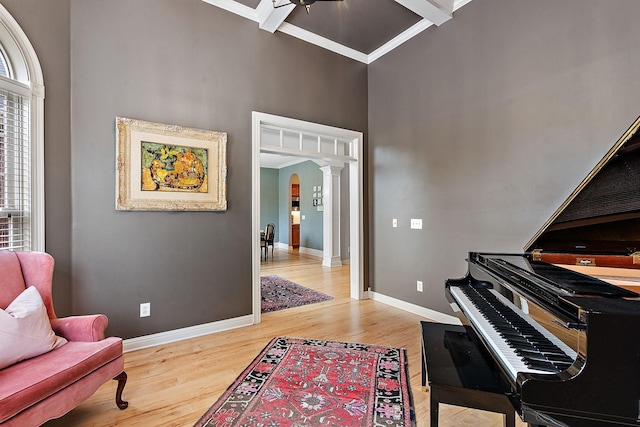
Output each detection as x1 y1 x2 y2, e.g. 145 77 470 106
50 314 108 342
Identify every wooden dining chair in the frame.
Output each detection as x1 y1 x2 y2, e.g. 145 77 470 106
266 223 276 258
261 223 275 261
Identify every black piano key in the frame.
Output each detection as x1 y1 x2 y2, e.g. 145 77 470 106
525 360 561 372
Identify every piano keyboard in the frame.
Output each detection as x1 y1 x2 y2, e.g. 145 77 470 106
449 284 577 381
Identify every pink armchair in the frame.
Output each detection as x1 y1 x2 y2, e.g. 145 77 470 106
0 251 127 426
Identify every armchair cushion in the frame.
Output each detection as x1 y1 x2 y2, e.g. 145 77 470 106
0 286 67 370
0 338 123 423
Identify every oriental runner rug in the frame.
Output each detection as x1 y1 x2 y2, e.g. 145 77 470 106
194 337 415 427
261 275 333 313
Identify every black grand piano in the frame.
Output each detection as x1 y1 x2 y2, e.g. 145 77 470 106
444 117 640 427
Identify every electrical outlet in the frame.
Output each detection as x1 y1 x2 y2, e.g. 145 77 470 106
392 218 398 228
410 218 422 229
140 302 150 317
417 281 423 292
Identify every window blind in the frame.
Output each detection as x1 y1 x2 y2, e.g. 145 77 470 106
0 86 30 251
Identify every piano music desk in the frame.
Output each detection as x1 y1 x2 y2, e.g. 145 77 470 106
421 321 516 427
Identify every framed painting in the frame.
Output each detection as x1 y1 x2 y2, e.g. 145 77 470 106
115 117 227 211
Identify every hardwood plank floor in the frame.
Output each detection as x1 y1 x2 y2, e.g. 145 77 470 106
44 249 526 427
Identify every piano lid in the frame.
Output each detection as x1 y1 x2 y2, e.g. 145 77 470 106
525 116 640 255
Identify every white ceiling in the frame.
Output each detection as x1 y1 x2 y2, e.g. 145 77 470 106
201 0 473 64
260 152 309 169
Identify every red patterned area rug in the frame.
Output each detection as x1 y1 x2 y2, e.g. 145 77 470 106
261 275 333 313
194 337 415 427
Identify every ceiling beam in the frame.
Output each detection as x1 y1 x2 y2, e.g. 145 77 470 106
257 0 295 33
394 0 452 26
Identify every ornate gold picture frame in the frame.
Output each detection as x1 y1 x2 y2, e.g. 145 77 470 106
116 117 227 211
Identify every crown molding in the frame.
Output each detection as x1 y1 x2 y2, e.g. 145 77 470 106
368 19 433 63
257 0 295 32
201 0 473 64
277 22 369 63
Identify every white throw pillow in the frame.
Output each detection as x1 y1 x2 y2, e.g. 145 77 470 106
0 286 67 369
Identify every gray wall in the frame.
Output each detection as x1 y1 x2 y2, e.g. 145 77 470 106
260 168 280 242
368 0 640 314
66 0 367 339
2 0 73 316
6 0 639 338
3 0 367 338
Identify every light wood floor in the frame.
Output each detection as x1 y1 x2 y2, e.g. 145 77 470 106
44 249 526 427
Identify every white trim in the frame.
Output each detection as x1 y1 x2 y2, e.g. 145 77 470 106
368 19 433 63
268 244 342 261
275 241 289 250
277 23 369 64
320 164 343 267
123 315 254 353
370 291 462 325
121 295 457 353
298 246 322 258
348 134 363 298
252 113 263 325
0 75 30 95
454 0 473 9
253 111 365 319
257 0 294 33
0 5 45 252
394 0 451 25
201 0 474 64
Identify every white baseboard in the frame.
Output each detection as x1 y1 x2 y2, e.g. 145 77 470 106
274 242 323 259
275 240 347 263
369 291 461 325
123 314 254 353
123 293 459 353
300 247 323 258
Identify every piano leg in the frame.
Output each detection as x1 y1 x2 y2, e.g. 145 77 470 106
430 386 440 427
504 411 515 427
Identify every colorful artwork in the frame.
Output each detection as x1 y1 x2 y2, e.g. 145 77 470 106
141 142 208 193
116 117 227 211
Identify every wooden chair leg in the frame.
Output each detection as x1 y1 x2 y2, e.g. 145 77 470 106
113 371 129 410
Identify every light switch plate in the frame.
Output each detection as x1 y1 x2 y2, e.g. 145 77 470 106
392 218 398 228
140 302 150 317
410 218 422 229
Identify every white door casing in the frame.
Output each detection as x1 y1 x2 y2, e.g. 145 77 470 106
252 112 364 324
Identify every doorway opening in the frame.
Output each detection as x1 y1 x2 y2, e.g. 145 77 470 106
289 174 300 249
252 112 364 324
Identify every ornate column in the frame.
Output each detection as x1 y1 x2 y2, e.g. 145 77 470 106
320 164 343 267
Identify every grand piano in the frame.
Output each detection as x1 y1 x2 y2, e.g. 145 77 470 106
445 117 640 427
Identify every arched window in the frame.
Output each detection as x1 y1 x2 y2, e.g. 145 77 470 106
0 5 45 251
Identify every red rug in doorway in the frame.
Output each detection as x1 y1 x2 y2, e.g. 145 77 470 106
261 275 333 313
193 336 415 427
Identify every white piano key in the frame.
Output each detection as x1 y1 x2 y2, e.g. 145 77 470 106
449 286 577 382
